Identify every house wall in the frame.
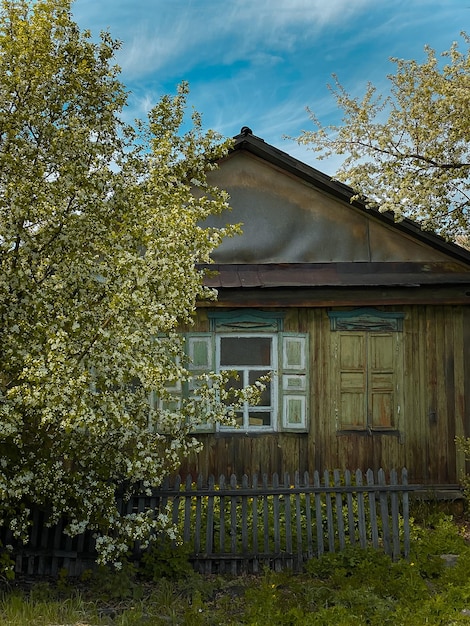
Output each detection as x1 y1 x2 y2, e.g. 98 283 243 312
179 305 469 486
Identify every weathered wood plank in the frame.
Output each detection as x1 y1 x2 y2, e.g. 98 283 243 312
294 472 303 563
402 468 411 558
304 471 313 559
390 469 400 561
230 474 238 575
218 474 226 574
324 470 335 553
241 475 249 563
344 469 356 546
378 468 391 557
194 475 203 555
314 471 324 556
284 472 293 570
334 469 346 551
273 473 281 571
252 474 259 574
367 469 379 549
205 475 215 574
183 475 192 544
356 470 367 549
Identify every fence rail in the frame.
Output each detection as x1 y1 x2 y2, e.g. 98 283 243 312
3 468 421 576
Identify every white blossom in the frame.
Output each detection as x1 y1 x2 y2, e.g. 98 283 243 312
0 0 238 569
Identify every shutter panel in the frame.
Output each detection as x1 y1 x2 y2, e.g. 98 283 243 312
187 334 212 376
280 333 308 431
369 333 398 429
336 332 367 430
186 333 215 432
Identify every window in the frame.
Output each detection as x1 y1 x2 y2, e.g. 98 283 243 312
218 333 276 429
185 310 309 432
329 308 404 433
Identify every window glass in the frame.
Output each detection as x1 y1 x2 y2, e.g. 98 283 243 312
248 370 271 405
248 411 271 426
220 336 271 366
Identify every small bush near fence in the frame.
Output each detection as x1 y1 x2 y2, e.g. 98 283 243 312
1 467 419 577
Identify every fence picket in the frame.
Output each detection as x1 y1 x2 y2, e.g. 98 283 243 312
273 473 281 571
252 474 259 574
324 470 335 553
284 472 293 570
334 469 346 551
294 472 303 565
241 475 249 563
367 469 379 549
314 471 324 557
172 475 181 526
262 474 269 555
356 469 367 549
183 475 192 544
378 468 391 557
218 474 226 574
304 471 313 559
402 468 411 558
194 475 203 557
230 474 238 575
205 475 215 574
390 469 400 560
344 469 356 546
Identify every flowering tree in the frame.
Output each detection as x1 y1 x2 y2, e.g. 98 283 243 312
297 35 470 241
0 0 244 566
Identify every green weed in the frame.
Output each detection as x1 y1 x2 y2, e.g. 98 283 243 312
2 512 470 625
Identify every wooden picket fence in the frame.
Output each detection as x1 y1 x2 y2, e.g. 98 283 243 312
4 468 420 576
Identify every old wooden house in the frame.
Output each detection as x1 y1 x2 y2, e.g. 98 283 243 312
179 128 470 489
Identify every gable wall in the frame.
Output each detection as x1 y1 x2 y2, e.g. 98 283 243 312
206 153 461 265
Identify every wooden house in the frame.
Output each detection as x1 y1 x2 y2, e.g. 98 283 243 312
179 127 470 489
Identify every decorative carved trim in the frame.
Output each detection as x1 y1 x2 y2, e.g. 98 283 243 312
328 307 404 332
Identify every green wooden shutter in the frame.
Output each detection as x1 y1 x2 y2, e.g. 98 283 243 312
280 333 308 431
335 331 402 431
186 333 215 432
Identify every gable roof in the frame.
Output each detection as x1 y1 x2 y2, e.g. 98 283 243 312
201 129 470 307
230 129 470 264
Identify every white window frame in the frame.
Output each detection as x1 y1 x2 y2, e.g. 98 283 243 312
216 332 278 432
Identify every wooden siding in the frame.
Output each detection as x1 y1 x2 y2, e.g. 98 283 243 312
180 305 469 486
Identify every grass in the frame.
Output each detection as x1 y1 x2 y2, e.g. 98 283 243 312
2 510 470 625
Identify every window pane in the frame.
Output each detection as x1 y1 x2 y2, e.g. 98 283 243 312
248 370 271 406
222 370 242 405
220 336 271 366
249 411 271 426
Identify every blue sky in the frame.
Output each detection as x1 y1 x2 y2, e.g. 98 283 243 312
72 0 468 174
